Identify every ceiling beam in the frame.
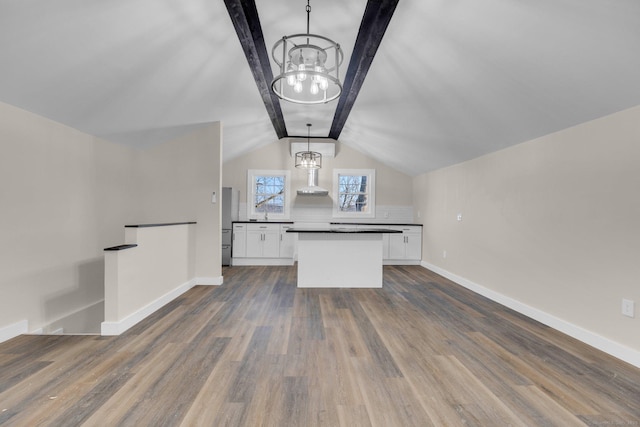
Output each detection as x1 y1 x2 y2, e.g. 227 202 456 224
329 0 399 140
224 0 288 139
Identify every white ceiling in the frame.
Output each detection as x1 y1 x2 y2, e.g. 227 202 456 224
1 0 639 176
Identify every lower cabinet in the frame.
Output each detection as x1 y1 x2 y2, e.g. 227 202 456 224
364 225 422 265
232 224 246 258
246 225 279 258
279 224 296 258
232 222 420 266
387 226 422 264
232 223 294 266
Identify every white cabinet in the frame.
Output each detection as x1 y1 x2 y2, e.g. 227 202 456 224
279 224 296 258
386 226 422 264
246 224 279 258
404 232 422 260
232 222 294 266
388 233 406 259
329 223 422 264
232 223 246 258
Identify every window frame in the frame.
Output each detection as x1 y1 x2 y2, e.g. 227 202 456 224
332 168 376 219
247 169 291 220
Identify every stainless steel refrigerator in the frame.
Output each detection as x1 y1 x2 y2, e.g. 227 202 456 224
221 187 237 266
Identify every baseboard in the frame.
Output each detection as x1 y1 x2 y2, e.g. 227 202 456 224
421 261 640 369
383 259 421 265
0 319 28 343
101 278 197 336
231 258 294 266
196 276 223 286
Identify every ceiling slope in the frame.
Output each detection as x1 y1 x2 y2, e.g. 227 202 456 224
224 0 287 139
1 1 639 175
329 0 399 140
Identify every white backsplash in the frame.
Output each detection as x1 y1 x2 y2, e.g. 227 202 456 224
238 202 414 224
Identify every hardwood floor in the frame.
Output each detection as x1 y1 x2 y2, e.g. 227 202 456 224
1 265 639 426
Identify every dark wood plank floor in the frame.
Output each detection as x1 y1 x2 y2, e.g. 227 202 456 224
1 265 639 426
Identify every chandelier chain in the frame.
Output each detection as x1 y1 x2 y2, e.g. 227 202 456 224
306 0 311 34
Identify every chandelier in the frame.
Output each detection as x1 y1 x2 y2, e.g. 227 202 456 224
295 124 322 169
271 0 344 104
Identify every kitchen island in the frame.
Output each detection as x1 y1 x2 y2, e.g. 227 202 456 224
286 227 401 288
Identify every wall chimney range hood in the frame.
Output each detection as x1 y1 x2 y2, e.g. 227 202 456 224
297 168 328 196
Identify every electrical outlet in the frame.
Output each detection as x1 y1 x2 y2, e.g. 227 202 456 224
457 213 463 221
622 299 635 318
443 250 447 259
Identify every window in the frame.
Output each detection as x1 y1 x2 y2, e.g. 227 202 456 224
247 170 291 219
333 169 376 218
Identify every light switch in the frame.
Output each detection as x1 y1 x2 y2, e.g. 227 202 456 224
211 192 217 204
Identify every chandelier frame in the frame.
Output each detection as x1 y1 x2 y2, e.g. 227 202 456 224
270 1 344 104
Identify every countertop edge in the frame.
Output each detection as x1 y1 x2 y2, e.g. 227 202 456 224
104 244 138 251
125 222 197 228
286 228 402 234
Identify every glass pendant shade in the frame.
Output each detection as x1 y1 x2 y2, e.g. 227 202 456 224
295 151 322 169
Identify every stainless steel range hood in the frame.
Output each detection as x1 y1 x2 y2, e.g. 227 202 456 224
297 168 329 196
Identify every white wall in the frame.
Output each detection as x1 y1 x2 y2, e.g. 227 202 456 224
0 101 222 338
223 139 415 223
414 105 640 363
135 123 222 282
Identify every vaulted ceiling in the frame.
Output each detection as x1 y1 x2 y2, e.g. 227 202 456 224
1 0 639 176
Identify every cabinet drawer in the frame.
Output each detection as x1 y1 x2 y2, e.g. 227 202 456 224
247 223 279 232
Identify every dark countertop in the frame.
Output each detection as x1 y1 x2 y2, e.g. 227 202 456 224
330 222 422 227
125 222 196 228
233 221 420 226
286 227 402 234
233 221 295 224
104 244 138 251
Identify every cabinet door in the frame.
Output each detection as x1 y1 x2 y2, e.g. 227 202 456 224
246 230 264 258
388 233 406 259
279 225 296 258
232 226 246 258
262 229 280 257
404 233 422 260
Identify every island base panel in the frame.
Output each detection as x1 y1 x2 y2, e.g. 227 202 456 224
296 233 383 288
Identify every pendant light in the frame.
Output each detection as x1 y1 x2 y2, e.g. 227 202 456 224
271 0 343 104
295 124 322 169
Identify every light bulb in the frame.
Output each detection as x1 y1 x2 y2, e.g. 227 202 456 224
293 81 303 93
297 64 307 82
319 77 329 91
310 82 319 95
312 65 323 82
286 64 296 86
